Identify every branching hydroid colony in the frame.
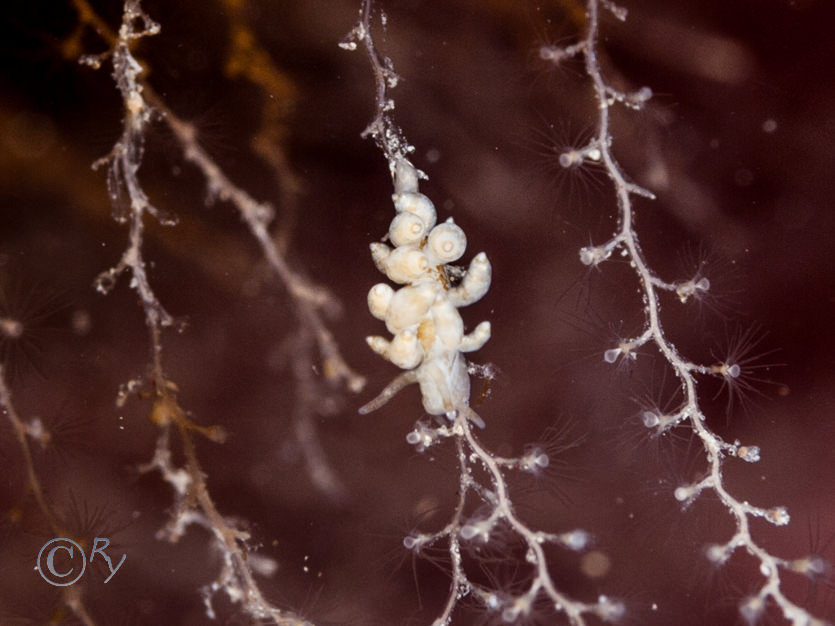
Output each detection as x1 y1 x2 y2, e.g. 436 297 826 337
1 0 833 625
543 1 831 624
75 0 359 623
343 1 624 624
0 365 99 625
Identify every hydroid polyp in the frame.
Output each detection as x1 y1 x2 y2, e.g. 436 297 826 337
0 272 68 381
704 323 784 419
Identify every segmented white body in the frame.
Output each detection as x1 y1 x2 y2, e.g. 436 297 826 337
362 159 491 422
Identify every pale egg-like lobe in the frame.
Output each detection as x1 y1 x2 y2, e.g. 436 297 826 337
389 212 426 247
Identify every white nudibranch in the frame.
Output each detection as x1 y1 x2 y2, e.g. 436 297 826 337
360 158 492 424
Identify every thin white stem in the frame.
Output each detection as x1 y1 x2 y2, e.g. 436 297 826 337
580 1 825 623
